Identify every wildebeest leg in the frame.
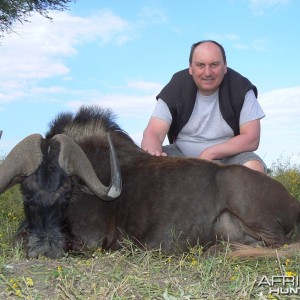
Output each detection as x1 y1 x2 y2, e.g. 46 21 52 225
217 166 298 248
214 211 265 246
101 227 125 251
14 220 30 249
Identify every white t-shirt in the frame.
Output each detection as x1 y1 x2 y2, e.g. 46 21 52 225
151 89 265 157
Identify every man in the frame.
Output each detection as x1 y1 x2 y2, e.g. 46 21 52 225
141 40 266 173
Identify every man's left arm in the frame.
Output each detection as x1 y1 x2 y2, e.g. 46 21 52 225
198 119 261 160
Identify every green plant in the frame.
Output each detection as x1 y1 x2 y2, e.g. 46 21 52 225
270 154 300 199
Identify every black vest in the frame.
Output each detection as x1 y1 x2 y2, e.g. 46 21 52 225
156 68 257 143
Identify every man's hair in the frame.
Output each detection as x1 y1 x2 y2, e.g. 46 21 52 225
189 40 227 65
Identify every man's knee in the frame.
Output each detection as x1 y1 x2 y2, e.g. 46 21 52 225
243 160 266 174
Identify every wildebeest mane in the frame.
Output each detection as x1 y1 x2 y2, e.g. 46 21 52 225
45 105 132 144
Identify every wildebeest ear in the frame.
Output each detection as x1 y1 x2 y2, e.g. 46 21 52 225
5 176 25 190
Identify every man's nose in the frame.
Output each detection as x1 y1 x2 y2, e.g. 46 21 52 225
204 65 212 76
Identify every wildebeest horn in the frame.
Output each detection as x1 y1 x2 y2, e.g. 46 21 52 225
52 133 122 200
0 134 43 193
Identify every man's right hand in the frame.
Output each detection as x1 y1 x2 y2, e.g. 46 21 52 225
142 148 167 156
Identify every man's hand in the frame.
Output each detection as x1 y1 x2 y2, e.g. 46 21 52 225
143 148 167 156
141 117 170 157
198 120 261 161
198 147 216 160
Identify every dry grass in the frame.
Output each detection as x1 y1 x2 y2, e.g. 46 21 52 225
1 241 300 299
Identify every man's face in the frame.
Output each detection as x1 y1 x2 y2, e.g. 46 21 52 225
189 42 227 96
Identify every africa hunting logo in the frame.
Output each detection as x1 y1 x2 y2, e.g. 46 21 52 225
258 275 300 296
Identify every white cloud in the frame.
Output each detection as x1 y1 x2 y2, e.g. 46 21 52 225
249 0 290 15
0 5 175 98
260 86 300 120
0 9 134 106
204 33 239 42
252 39 268 51
138 7 168 25
65 90 158 147
204 34 268 52
232 43 249 50
127 80 163 91
0 9 132 78
232 38 268 51
66 91 157 119
257 86 300 165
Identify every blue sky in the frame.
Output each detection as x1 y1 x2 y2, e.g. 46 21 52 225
0 0 299 167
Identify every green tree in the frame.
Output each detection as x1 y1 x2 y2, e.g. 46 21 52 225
0 0 75 38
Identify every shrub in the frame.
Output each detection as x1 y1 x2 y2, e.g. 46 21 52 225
269 154 300 200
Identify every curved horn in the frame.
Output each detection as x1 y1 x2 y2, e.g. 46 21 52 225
52 133 122 201
0 134 43 193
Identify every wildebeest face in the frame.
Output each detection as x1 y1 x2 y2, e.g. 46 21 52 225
0 130 121 259
16 163 73 259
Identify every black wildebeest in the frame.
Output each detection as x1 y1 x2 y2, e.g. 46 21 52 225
0 105 299 259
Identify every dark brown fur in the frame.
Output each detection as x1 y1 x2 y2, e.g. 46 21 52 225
3 105 300 258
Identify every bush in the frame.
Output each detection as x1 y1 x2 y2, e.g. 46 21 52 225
0 186 23 259
269 155 300 200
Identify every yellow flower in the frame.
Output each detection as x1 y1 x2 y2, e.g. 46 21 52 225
230 275 236 281
12 282 18 289
191 258 198 266
285 258 291 266
15 290 21 297
26 277 34 287
285 271 297 277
